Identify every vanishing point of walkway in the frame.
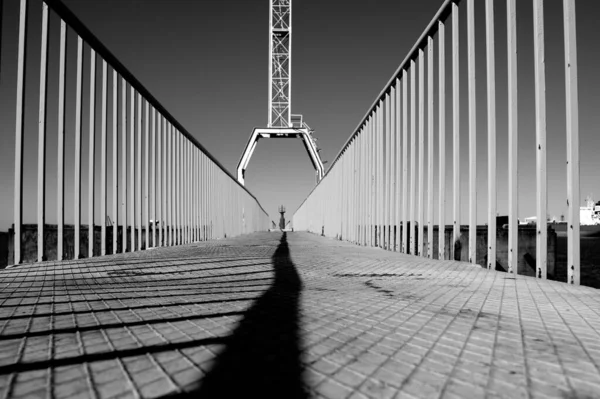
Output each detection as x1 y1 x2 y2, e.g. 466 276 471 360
0 232 599 399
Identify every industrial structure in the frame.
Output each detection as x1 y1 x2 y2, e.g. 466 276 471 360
237 0 325 186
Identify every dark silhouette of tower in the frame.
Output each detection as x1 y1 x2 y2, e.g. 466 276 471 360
279 206 286 230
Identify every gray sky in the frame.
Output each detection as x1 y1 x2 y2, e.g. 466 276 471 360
1 0 600 229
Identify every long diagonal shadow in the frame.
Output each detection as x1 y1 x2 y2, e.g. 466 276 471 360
179 232 307 398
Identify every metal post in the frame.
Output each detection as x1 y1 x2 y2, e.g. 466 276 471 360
395 78 401 253
88 49 96 258
378 103 384 247
121 78 127 253
158 115 164 246
533 0 546 278
438 21 446 261
112 71 118 255
37 3 49 262
57 19 66 261
144 100 149 248
452 2 460 260
427 36 434 259
410 61 416 255
507 0 518 274
385 93 391 249
151 108 156 247
564 0 580 285
100 59 107 256
418 49 425 257
486 0 496 269
136 93 142 250
467 0 476 264
129 87 135 252
390 87 396 250
402 69 409 254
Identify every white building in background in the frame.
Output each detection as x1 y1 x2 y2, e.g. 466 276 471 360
580 196 600 225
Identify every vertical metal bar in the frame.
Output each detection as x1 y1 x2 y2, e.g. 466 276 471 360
486 0 497 269
402 69 409 254
37 3 49 262
14 0 28 265
88 49 96 258
151 108 156 247
507 0 518 274
166 122 171 245
112 71 118 254
418 49 425 257
169 124 173 245
367 117 371 246
427 36 434 259
438 21 446 261
396 78 402 253
390 87 396 250
57 20 66 261
137 93 142 250
410 60 416 255
534 0 547 277
193 147 197 241
186 140 190 243
360 127 365 245
100 59 107 256
378 104 383 247
130 87 135 252
158 115 163 246
144 100 149 248
176 131 180 244
468 0 476 264
453 2 460 259
564 0 579 285
121 78 127 253
384 94 390 249
371 116 375 246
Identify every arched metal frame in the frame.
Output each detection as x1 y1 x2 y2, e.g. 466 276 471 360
237 127 325 186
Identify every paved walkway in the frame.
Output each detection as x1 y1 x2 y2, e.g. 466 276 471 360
0 232 599 399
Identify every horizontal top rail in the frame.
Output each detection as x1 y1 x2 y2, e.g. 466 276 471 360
294 0 460 215
44 0 268 216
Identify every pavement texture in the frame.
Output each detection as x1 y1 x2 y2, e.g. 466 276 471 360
0 231 599 399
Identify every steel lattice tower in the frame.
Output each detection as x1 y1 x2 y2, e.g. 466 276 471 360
269 0 292 127
237 0 325 186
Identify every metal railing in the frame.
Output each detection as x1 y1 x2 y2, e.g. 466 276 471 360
294 0 582 284
8 0 269 264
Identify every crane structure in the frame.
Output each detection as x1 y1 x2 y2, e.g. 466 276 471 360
237 0 325 186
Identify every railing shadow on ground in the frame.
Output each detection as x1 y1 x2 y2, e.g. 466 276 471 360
176 232 307 398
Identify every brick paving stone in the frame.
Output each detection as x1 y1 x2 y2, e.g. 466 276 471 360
1 232 600 398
